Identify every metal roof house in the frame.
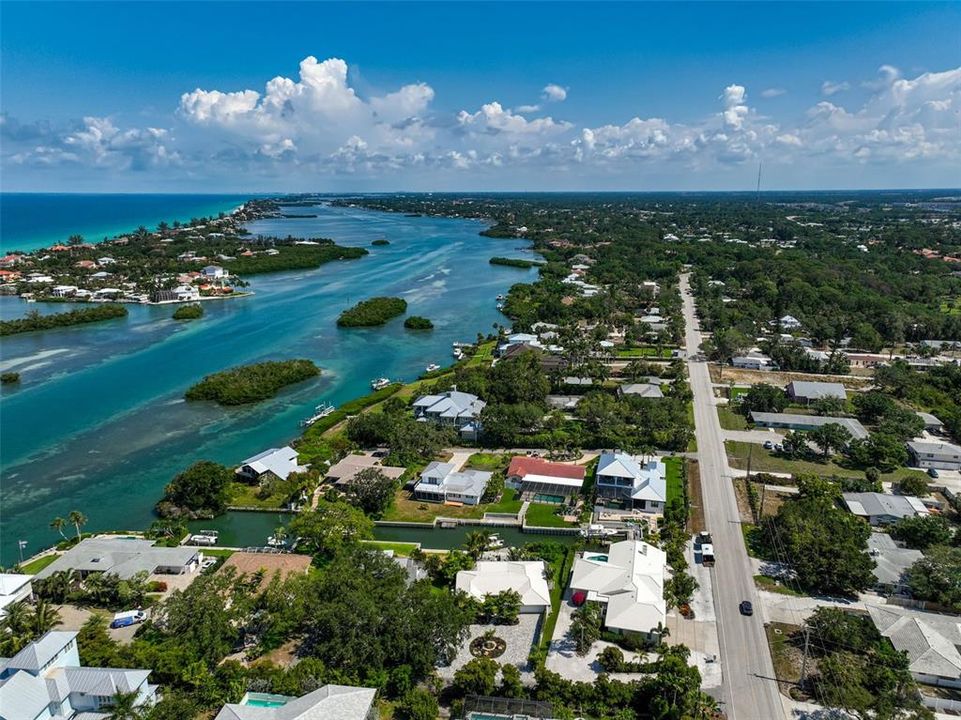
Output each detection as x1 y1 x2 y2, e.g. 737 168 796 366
215 684 377 720
569 540 667 638
617 382 664 399
785 381 848 403
35 537 200 580
412 462 492 506
412 390 486 440
236 446 305 483
0 631 157 719
842 492 929 525
866 533 923 595
596 451 667 513
750 411 868 440
456 561 551 614
907 440 961 471
0 573 33 618
868 606 961 689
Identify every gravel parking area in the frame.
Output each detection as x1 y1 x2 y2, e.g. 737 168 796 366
437 614 541 684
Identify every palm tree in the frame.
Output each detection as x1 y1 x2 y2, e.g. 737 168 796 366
463 531 491 560
67 510 87 543
50 517 67 541
0 601 35 655
105 690 147 720
32 599 62 635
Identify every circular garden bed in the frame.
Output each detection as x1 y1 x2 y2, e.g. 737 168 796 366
469 635 507 659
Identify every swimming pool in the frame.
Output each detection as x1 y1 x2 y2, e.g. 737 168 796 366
533 493 565 504
586 554 608 562
242 692 291 708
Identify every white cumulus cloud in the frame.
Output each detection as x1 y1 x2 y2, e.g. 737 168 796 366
542 84 568 102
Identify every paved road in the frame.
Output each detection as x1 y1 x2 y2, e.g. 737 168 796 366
680 273 787 720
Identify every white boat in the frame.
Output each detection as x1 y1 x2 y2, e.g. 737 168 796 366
496 303 505 311
189 532 218 546
370 377 391 390
496 294 506 301
301 402 336 427
487 534 505 549
453 349 464 360
266 535 286 548
426 363 440 372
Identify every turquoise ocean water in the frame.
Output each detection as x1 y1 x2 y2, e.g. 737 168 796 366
0 198 539 564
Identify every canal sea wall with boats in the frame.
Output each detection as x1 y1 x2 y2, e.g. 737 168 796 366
0 200 541 564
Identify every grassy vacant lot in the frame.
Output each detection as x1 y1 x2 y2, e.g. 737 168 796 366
766 622 805 697
665 456 684 505
717 405 749 430
755 574 804 596
360 540 419 557
465 340 496 367
524 502 576 528
228 482 289 509
465 452 511 473
616 347 673 359
725 440 929 483
18 554 59 574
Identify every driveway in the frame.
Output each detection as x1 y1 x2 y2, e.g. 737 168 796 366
437 615 541 684
723 429 786 445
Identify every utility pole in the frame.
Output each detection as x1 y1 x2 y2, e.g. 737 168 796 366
759 482 767 518
799 625 811 687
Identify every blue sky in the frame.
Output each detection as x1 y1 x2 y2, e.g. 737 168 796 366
2 1 959 191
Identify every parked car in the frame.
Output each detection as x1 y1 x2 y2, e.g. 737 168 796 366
763 440 774 450
739 600 754 616
927 468 940 479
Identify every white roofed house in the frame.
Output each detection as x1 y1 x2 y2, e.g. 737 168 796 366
456 561 551 614
569 540 667 639
0 573 33 618
732 353 776 371
202 264 227 279
779 314 802 330
35 537 200 580
236 446 305 484
412 390 486 440
0 630 158 719
173 284 201 302
412 461 491 505
907 440 961 471
785 380 848 404
916 412 945 435
595 451 666 513
842 492 929 526
214 684 377 720
868 606 961 689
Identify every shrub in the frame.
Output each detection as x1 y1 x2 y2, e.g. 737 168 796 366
404 315 434 330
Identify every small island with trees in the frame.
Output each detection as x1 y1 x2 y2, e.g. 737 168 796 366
371 238 390 246
184 359 320 406
489 256 542 269
404 315 434 330
0 304 128 336
337 297 407 327
172 304 204 321
1 372 21 384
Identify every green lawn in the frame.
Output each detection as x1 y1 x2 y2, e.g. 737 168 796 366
729 386 751 400
717 405 749 430
754 574 804 596
465 340 496 367
228 482 290 509
382 487 521 523
485 488 523 514
616 347 673 359
360 540 420 557
665 456 684 505
524 502 576 528
465 452 511 472
18 554 59 574
940 297 961 316
538 546 577 656
726 440 930 483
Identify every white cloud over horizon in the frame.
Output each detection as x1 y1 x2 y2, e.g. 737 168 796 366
3 56 959 191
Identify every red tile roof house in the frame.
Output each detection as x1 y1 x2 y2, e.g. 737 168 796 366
507 456 587 503
0 254 25 268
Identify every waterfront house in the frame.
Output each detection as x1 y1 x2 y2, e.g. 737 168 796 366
326 453 406 486
749 411 868 440
842 492 929 525
237 446 304 483
868 606 961 689
506 456 586 502
35 537 200 580
0 631 158 719
412 390 486 440
569 540 667 639
0 254 25 268
412 461 491 505
173 284 201 301
51 285 78 298
595 451 666 513
455 561 551 614
215 684 377 720
785 380 848 404
907 440 961 471
0 573 33 618
202 264 227 279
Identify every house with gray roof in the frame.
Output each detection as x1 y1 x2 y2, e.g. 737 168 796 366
236 446 305 483
916 412 945 434
617 382 664 399
907 440 961 471
750 411 868 440
866 533 923 595
412 390 486 440
0 630 157 719
214 684 377 720
842 492 929 525
786 380 848 404
412 461 492 505
35 537 200 580
596 451 667 513
868 605 961 689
